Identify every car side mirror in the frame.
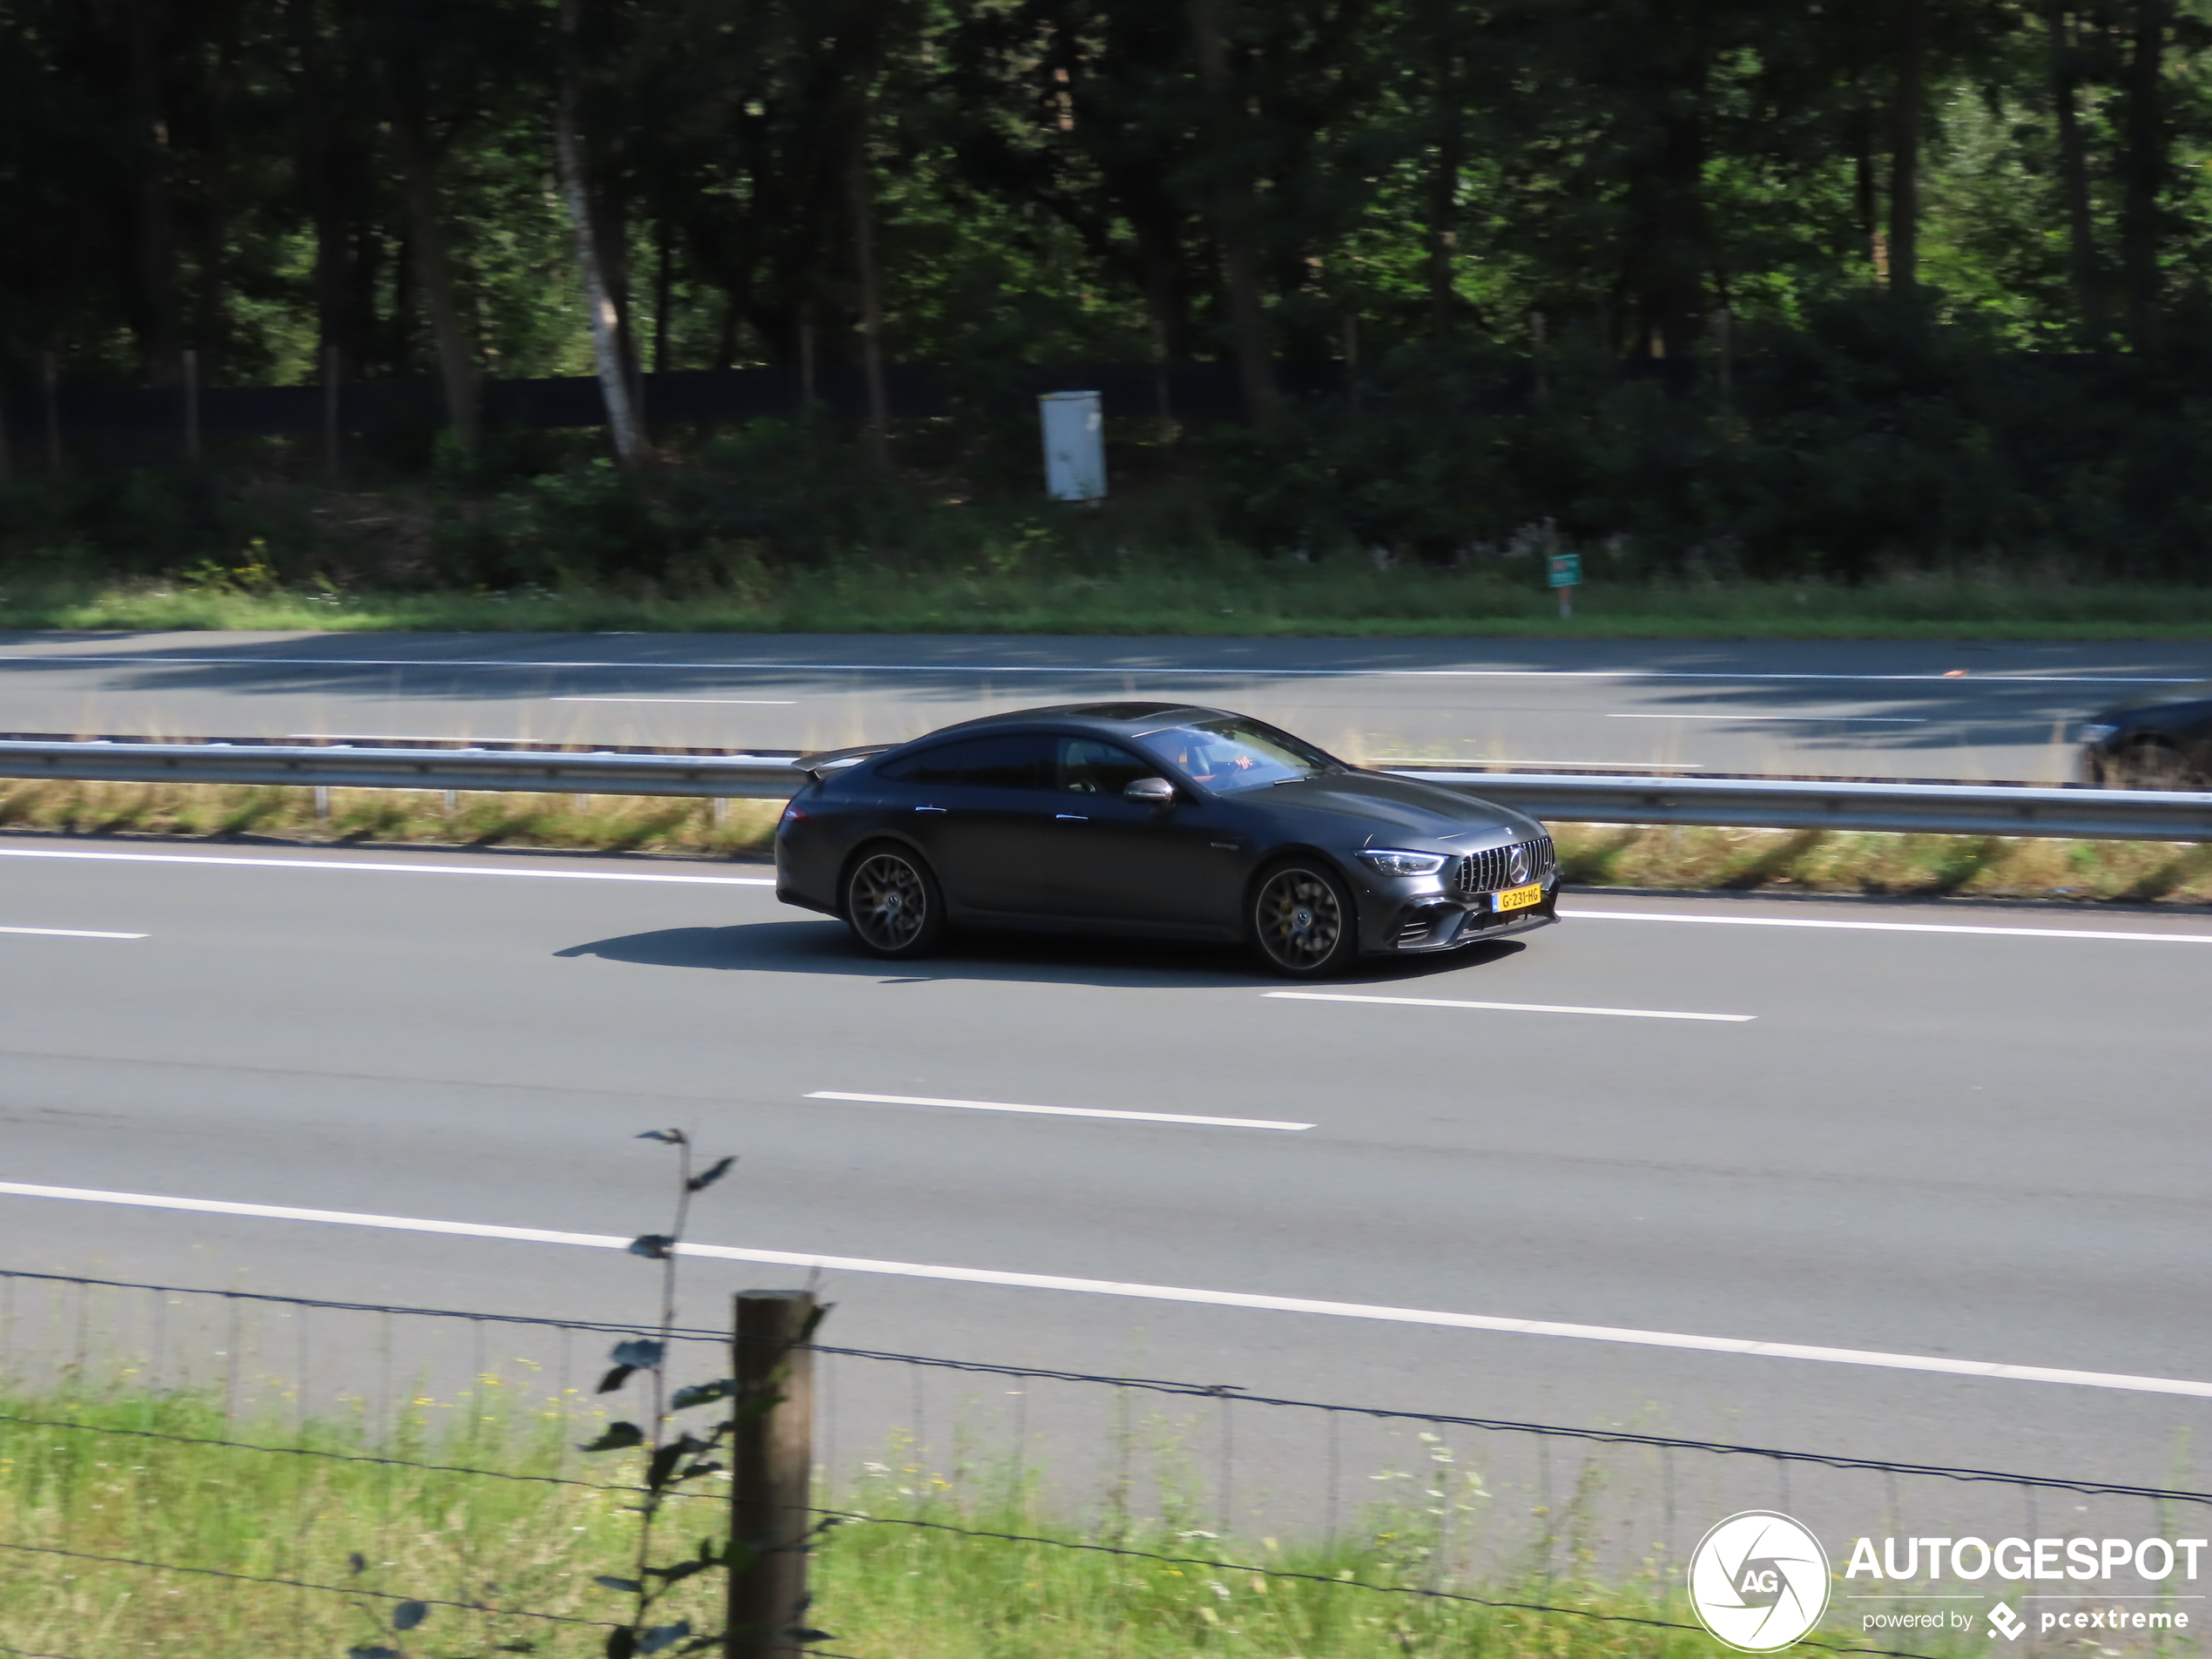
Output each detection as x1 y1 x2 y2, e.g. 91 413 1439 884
1123 776 1176 806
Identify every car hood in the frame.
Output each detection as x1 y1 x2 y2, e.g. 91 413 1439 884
2097 680 2212 718
1247 770 1541 846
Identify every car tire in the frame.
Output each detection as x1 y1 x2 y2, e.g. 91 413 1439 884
842 845 947 959
1250 860 1359 976
2110 738 2206 791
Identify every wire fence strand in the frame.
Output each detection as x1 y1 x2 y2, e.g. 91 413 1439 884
0 1540 625 1629
3 1266 2203 1509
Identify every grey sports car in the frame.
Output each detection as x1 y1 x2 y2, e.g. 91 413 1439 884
772 702 1559 975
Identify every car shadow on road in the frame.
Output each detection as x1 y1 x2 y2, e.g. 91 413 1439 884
554 920 1528 990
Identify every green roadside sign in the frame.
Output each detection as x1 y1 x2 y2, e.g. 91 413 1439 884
1547 553 1581 589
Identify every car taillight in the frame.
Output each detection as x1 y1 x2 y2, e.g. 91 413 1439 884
777 803 808 833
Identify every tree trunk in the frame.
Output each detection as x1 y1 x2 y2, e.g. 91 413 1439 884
1888 0 1925 296
2119 0 2170 352
1189 0 1275 430
652 219 673 374
849 125 891 468
2046 2 2106 342
388 108 481 452
1622 88 1708 356
124 0 182 386
1848 75 1879 273
555 0 645 465
1427 57 1463 339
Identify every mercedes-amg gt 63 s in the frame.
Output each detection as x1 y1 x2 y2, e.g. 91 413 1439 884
773 703 1559 975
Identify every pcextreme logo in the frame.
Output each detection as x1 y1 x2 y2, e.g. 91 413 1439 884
1688 1511 1832 1652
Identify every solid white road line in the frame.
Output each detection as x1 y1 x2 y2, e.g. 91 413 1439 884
1 1177 2204 1398
806 1089 1311 1131
1606 712 1927 723
1573 909 2212 945
552 697 796 705
0 846 774 885
0 926 145 940
1266 990 1753 1022
0 652 2190 685
287 732 537 742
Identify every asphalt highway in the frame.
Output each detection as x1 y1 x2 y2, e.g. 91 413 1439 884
3 631 2206 779
1 833 2207 1541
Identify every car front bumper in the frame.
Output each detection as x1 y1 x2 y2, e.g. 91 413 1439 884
1368 880 1561 954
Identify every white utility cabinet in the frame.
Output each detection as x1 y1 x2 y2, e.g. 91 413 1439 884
1039 389 1106 502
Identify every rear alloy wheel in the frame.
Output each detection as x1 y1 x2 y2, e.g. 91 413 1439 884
2112 739 2207 791
1251 862 1358 976
843 846 946 959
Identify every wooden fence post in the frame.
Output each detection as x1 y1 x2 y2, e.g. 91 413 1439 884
728 1290 816 1659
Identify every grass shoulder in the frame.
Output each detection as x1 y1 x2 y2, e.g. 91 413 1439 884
7 563 2212 640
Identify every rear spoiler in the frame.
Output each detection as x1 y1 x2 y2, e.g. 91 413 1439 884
796 743 897 779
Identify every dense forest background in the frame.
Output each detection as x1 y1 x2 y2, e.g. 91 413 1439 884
6 0 2212 588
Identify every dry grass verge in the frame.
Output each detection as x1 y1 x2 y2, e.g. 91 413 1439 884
1552 822 2212 905
0 779 782 860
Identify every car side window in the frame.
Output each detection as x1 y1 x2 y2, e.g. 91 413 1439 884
878 733 1049 789
877 744 964 786
1055 738 1153 795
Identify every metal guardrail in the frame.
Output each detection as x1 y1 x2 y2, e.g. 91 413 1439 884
1392 769 2212 842
0 736 811 800
0 735 2209 840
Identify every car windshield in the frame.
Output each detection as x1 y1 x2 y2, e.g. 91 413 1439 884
1135 717 1342 793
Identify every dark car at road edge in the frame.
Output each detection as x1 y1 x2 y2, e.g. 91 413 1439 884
773 702 1559 975
2079 680 2212 789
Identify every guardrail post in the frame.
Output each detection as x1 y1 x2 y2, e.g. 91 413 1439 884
728 1290 816 1659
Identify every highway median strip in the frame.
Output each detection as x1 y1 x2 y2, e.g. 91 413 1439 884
4 1177 2202 1398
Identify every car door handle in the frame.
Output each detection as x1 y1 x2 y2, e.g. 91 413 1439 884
1055 813 1088 822
914 805 948 813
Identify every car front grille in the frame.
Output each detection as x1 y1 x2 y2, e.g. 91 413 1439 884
1454 835 1556 896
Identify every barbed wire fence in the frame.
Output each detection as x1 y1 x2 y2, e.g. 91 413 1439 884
0 1266 2205 1658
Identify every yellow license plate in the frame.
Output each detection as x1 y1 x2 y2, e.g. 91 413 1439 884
1494 882 1543 914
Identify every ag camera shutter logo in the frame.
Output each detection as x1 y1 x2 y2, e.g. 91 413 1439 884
1688 1511 1831 1651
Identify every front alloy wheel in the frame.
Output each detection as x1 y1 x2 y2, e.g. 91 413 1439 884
2112 739 2206 791
844 848 944 958
1252 863 1356 976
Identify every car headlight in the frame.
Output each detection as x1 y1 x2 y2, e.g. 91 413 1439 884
1359 849 1447 877
2080 724 2118 745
